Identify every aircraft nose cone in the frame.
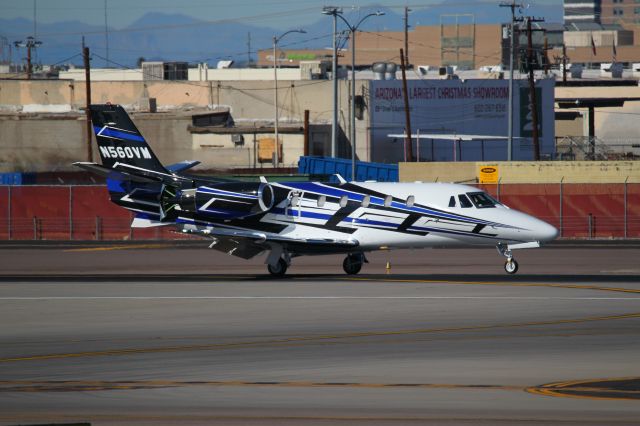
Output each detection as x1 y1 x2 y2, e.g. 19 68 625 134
537 220 559 243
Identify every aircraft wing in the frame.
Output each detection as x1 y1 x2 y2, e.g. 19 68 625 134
182 226 359 259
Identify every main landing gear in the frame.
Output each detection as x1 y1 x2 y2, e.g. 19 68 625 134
267 257 288 277
266 251 368 277
496 243 519 274
343 253 367 275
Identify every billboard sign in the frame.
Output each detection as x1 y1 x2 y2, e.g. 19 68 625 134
369 78 555 163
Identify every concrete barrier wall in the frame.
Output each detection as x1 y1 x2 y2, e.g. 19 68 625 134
400 161 640 183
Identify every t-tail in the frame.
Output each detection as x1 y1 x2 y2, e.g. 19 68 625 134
73 104 198 225
91 104 168 173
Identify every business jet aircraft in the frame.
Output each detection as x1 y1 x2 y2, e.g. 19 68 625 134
74 104 558 276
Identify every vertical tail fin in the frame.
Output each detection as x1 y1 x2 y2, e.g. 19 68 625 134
90 104 168 173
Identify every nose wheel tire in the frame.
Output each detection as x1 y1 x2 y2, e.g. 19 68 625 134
343 254 363 275
268 258 288 277
504 259 519 274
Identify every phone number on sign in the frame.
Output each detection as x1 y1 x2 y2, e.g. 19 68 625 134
474 103 506 114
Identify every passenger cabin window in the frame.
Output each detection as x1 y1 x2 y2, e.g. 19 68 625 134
384 195 392 207
448 196 456 208
317 195 326 208
406 195 415 207
362 195 371 208
339 195 348 208
290 195 299 207
458 194 473 208
467 192 497 208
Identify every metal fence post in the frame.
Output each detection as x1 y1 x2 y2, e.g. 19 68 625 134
33 216 38 240
95 216 101 241
7 186 11 241
497 178 501 201
559 177 564 238
588 213 593 239
69 185 73 240
624 177 628 239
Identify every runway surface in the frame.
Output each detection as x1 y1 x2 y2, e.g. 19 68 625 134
1 243 639 425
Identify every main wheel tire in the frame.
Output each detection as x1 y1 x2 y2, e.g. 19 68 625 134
268 258 288 277
504 259 519 274
343 255 363 275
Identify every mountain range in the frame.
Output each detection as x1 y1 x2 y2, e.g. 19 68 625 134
0 3 562 68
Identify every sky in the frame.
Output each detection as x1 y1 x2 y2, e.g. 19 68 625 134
1 0 559 29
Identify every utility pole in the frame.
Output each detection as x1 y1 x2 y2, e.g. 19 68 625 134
499 1 523 161
400 48 413 162
403 7 411 66
33 0 37 62
562 44 568 83
525 16 544 161
14 36 42 80
104 0 109 67
83 45 93 162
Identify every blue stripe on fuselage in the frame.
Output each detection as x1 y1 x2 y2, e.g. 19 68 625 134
281 182 493 226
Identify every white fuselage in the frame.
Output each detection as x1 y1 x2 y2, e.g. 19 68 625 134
256 182 558 252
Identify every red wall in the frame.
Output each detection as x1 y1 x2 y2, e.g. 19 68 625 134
1 184 639 240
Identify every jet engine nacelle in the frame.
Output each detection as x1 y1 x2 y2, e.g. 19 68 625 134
194 182 275 219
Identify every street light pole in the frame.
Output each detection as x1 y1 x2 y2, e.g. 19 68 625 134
322 7 342 159
333 10 384 181
273 29 306 168
500 1 522 161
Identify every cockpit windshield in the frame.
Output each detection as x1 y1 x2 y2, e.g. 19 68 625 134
466 192 500 208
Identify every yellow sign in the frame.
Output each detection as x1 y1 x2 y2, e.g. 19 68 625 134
478 165 499 184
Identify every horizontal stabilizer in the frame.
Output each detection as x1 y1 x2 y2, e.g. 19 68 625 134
73 162 157 183
111 162 192 185
166 160 201 173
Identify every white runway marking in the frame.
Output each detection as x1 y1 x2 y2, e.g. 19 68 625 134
1 296 640 301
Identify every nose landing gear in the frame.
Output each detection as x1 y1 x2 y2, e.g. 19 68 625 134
504 258 519 274
497 243 518 274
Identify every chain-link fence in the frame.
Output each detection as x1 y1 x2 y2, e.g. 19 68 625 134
1 183 639 240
